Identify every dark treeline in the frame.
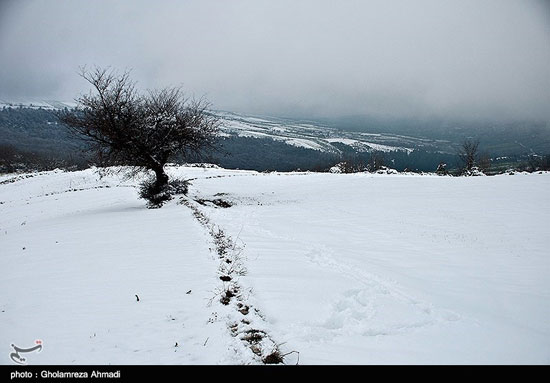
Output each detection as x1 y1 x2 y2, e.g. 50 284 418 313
212 136 339 172
0 106 87 162
320 115 550 157
1 107 548 174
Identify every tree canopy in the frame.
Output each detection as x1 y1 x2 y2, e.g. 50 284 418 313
60 67 219 206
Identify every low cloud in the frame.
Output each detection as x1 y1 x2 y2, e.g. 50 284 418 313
1 0 549 121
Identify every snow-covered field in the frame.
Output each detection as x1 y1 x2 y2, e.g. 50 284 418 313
1 167 549 364
217 111 431 154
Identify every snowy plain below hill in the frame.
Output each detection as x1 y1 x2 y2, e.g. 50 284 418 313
1 166 549 364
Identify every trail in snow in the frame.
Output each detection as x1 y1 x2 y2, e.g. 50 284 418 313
180 188 295 364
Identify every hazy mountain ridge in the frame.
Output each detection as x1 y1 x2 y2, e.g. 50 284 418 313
1 102 549 173
217 110 442 154
0 99 77 110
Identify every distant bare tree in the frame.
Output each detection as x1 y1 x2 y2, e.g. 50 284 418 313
526 154 550 172
0 144 18 173
338 156 366 173
60 67 219 207
458 139 480 173
477 152 492 173
367 151 385 172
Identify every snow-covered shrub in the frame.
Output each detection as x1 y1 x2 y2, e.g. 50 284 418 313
168 178 189 195
436 162 448 175
184 163 222 169
330 159 366 173
138 177 189 208
461 166 486 177
329 165 342 174
138 177 172 208
375 166 398 174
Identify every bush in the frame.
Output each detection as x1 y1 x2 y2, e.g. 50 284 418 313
138 178 172 208
138 177 189 208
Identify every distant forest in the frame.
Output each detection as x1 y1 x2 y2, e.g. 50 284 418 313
1 107 548 174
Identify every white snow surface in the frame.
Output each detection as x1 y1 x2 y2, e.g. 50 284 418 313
325 138 413 153
1 167 549 364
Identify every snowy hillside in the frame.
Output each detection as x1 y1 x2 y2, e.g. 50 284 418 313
0 100 76 110
0 101 449 156
1 167 549 364
217 111 441 154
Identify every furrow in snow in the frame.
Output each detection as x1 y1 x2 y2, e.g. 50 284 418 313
179 195 291 364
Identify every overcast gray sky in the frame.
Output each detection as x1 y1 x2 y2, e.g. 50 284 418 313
1 0 549 121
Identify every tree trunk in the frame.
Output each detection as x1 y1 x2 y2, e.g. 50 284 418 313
152 166 169 194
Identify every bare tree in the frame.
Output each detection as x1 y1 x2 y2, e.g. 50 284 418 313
60 67 219 206
458 139 480 173
525 154 550 172
477 152 492 173
367 151 385 172
337 156 366 173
